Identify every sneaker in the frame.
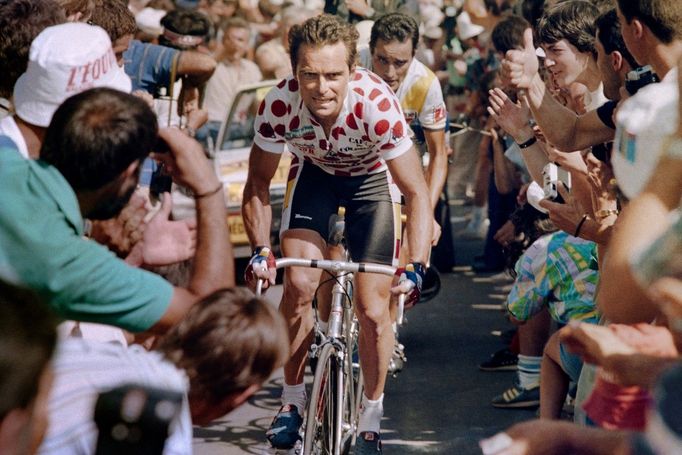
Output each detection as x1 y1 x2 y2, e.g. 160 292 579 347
354 431 382 454
491 384 540 408
266 404 303 449
479 348 518 371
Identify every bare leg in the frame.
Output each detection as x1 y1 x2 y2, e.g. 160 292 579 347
354 273 394 400
540 331 570 419
518 308 551 356
280 229 325 386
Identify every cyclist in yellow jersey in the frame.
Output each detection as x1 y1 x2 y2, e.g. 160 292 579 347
359 13 449 211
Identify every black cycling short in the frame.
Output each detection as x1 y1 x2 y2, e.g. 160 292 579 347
280 161 401 266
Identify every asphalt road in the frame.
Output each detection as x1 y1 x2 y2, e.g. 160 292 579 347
192 201 538 454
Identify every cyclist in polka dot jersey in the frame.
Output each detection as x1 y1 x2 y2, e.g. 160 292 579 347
242 14 432 453
256 67 412 176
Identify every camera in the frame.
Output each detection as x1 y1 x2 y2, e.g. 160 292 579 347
542 162 571 202
625 65 659 96
94 384 183 455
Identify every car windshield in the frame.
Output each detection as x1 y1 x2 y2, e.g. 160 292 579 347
219 84 274 150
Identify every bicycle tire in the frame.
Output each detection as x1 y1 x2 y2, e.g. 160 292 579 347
304 343 342 455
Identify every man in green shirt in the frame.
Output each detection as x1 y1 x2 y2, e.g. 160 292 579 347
0 88 233 333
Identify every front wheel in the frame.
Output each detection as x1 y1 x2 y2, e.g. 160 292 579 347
304 343 342 455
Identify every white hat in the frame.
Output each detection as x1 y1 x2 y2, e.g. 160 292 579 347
135 7 166 37
456 11 484 41
13 23 132 128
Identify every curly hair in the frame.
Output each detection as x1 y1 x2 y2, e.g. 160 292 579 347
89 0 136 42
369 13 419 56
505 203 557 278
537 0 601 58
0 0 65 98
156 288 289 404
289 14 359 72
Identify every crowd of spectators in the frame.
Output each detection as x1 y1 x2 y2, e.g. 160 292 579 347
0 0 681 453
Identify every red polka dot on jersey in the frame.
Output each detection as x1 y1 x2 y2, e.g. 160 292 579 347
319 139 328 150
288 79 299 91
274 124 286 136
259 123 274 138
353 87 365 96
271 100 287 117
331 127 346 140
289 116 300 130
378 98 391 112
380 142 395 150
354 102 363 119
361 135 370 142
258 100 266 115
369 162 382 171
277 79 286 89
392 121 404 138
374 119 389 136
346 114 358 130
353 72 363 81
303 131 316 140
368 74 381 84
287 104 292 114
369 88 382 101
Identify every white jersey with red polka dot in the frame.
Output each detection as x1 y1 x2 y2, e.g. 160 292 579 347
253 67 413 177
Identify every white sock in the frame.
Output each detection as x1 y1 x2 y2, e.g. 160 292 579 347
282 383 306 413
357 393 383 434
517 355 541 389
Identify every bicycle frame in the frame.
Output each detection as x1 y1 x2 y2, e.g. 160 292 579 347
257 258 404 455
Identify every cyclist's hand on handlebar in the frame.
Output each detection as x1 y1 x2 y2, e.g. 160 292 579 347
391 262 426 307
245 246 276 292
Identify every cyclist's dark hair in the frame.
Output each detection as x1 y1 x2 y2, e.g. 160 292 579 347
41 88 157 191
491 14 531 54
289 14 358 72
537 0 600 58
0 0 66 99
159 9 211 49
505 203 557 278
89 0 136 42
616 0 682 44
596 9 639 69
0 280 57 420
369 13 419 56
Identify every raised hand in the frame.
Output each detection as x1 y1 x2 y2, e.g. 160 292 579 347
487 88 534 142
501 28 539 90
134 193 197 266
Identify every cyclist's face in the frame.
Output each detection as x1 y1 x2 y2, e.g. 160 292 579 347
371 38 413 92
295 42 353 129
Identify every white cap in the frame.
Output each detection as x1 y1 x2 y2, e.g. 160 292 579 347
457 11 484 41
136 7 166 36
13 23 132 128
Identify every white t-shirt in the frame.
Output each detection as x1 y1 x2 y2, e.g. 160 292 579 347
38 338 192 455
0 115 29 159
254 67 413 176
613 68 679 199
359 48 447 135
